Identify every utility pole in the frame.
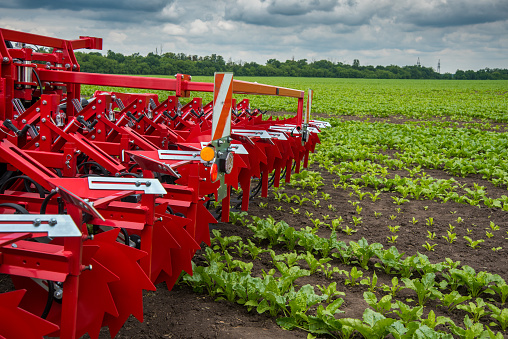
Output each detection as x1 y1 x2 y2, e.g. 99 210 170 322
437 59 441 73
417 57 421 67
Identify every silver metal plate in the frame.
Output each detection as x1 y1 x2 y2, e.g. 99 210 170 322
267 131 288 140
56 186 105 221
199 142 248 155
0 214 81 237
231 129 272 139
158 150 202 161
88 177 167 194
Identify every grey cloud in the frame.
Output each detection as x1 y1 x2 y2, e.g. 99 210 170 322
0 0 172 12
267 0 339 16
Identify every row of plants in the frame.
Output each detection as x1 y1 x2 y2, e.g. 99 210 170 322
180 211 508 338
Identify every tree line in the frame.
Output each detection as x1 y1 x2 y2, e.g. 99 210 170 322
75 50 508 80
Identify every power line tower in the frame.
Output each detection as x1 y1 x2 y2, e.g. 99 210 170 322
417 57 421 67
437 59 441 73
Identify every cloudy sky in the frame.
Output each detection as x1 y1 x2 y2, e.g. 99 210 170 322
1 0 507 73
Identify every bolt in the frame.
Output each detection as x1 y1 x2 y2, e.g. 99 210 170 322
139 99 142 103
41 136 46 141
53 289 63 299
145 181 151 187
158 217 163 222
36 107 40 112
2 57 9 63
65 63 70 69
33 218 42 227
11 243 17 248
22 119 26 123
87 234 94 240
91 135 95 140
92 106 96 110
98 99 102 104
13 114 19 119
35 142 39 147
48 218 57 226
97 129 101 134
135 181 141 187
41 118 46 123
42 100 47 105
82 265 92 271
73 64 77 70
133 105 137 109
97 114 102 119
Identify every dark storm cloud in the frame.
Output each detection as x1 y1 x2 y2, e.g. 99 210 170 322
401 1 508 28
0 0 172 12
266 0 340 16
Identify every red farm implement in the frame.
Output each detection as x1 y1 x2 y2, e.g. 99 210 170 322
0 28 328 338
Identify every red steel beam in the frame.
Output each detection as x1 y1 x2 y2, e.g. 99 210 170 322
37 70 304 98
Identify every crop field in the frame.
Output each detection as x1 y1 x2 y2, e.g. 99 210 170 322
81 79 508 338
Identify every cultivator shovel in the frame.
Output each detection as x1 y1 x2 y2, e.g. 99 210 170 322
0 28 326 338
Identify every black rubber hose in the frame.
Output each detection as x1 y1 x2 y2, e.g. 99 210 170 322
41 281 54 319
0 203 29 214
40 190 58 214
0 175 46 198
117 172 141 178
120 228 130 246
77 161 108 176
32 68 43 95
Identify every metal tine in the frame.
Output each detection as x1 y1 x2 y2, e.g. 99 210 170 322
149 98 156 110
71 98 83 112
114 97 125 110
11 98 26 114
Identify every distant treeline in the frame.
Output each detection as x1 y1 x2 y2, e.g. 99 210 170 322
75 51 508 80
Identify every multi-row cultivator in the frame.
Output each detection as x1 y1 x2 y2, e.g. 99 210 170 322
0 28 328 338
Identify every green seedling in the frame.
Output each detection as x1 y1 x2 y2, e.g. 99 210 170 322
327 204 336 212
387 235 398 243
464 236 484 249
352 216 362 226
356 205 363 214
425 217 434 227
342 225 357 236
389 214 397 220
374 211 382 218
426 230 436 240
492 247 502 251
486 231 494 238
381 277 404 297
363 291 394 315
259 202 268 208
290 207 300 215
441 290 471 311
360 272 378 292
275 206 283 211
344 266 363 286
442 230 457 243
411 217 418 225
317 282 346 303
422 241 437 251
388 225 400 233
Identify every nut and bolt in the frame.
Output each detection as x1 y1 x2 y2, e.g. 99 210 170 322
42 100 47 105
21 119 26 123
36 108 40 112
92 106 96 110
65 63 70 69
48 218 57 226
41 136 46 141
97 99 102 104
2 57 9 63
33 218 42 227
